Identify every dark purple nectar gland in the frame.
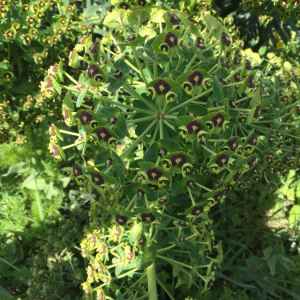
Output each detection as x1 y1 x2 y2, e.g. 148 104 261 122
138 236 146 246
188 71 203 86
178 220 187 227
114 70 123 79
96 127 112 141
146 168 163 180
211 113 225 128
91 189 100 201
246 59 252 70
158 147 168 157
108 116 117 124
120 1 129 9
248 75 255 88
106 158 113 166
207 279 214 288
227 137 238 151
221 32 231 46
116 215 128 225
154 80 171 95
137 188 145 196
160 44 169 53
73 164 83 177
169 13 181 25
87 64 99 78
141 213 155 223
186 120 202 134
165 32 178 47
126 35 136 42
254 106 261 118
248 134 258 146
79 111 93 125
91 173 104 185
215 154 229 167
191 206 204 216
219 77 227 85
89 42 99 54
170 153 187 167
213 191 223 202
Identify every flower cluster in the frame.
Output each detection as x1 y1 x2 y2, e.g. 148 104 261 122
43 6 300 299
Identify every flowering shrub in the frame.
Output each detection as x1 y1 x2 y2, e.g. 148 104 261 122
0 0 108 146
42 5 300 300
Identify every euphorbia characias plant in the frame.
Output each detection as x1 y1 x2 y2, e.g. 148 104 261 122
43 6 300 300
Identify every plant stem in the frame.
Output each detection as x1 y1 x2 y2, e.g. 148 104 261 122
156 277 176 300
184 54 197 72
159 119 164 139
121 120 156 159
157 255 193 269
95 96 153 114
187 187 196 206
123 83 158 112
59 129 81 136
132 46 147 83
126 115 157 124
151 123 159 144
146 263 158 300
168 88 213 113
163 119 175 131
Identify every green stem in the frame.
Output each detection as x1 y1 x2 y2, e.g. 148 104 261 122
202 145 216 156
59 129 81 136
151 123 159 144
126 115 157 124
187 187 196 206
163 119 175 131
95 96 153 114
63 71 80 85
168 88 213 114
121 120 157 159
153 62 157 79
62 141 84 150
123 83 158 112
157 244 176 253
159 119 164 139
146 263 158 300
184 54 197 72
156 277 176 300
157 255 193 269
132 46 147 83
194 182 212 192
175 57 183 71
104 47 140 74
126 194 138 211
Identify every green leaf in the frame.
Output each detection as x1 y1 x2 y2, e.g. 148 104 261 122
116 290 125 300
0 285 14 300
250 89 262 108
94 150 124 176
128 8 150 25
246 106 256 125
288 204 300 227
57 61 64 82
103 9 125 28
52 78 62 95
267 255 277 275
115 263 125 276
205 15 224 39
63 93 74 111
22 175 48 190
213 76 224 103
76 85 88 107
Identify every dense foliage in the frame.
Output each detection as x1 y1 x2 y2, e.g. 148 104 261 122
0 1 300 300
